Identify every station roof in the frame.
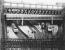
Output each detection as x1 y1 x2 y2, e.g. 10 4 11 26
4 0 65 5
3 0 65 10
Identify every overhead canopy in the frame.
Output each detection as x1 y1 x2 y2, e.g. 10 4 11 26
3 0 64 10
4 0 65 5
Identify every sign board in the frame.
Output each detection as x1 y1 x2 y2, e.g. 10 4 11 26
4 8 62 15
